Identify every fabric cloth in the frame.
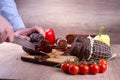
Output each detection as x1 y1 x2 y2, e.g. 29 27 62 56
0 0 25 31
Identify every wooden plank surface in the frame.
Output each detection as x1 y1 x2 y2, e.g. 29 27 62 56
0 42 119 80
0 0 120 80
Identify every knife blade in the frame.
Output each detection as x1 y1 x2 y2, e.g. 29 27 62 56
13 36 48 55
14 36 36 50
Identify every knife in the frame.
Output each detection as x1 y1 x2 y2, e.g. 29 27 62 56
13 36 49 55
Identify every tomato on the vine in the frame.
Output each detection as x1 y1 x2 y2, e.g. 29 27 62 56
61 62 70 73
99 63 107 73
99 59 107 65
79 64 89 75
45 28 55 44
89 64 100 74
60 59 108 75
68 63 79 75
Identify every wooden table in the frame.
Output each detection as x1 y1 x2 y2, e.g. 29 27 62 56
0 42 119 80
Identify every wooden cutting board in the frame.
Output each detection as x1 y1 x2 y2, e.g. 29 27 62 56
21 49 78 67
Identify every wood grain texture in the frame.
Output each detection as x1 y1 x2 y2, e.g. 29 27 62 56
0 0 120 80
21 49 77 66
0 42 119 80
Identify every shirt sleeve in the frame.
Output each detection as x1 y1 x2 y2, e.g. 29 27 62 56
0 0 25 31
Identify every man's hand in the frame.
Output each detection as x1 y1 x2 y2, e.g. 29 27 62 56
0 15 15 43
15 26 45 41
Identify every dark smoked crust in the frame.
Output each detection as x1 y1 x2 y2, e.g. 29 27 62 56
29 33 44 42
22 33 52 55
55 38 68 51
66 34 96 44
69 36 112 60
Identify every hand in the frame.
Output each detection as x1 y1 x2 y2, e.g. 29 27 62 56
15 26 45 41
0 15 15 43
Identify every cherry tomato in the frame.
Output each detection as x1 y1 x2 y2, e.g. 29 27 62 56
99 63 107 73
79 64 89 75
45 28 55 44
69 63 79 75
99 59 107 65
89 64 100 74
61 62 70 73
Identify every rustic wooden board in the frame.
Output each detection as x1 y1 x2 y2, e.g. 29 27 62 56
21 49 78 67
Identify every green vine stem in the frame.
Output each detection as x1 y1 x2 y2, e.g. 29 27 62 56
99 26 104 36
